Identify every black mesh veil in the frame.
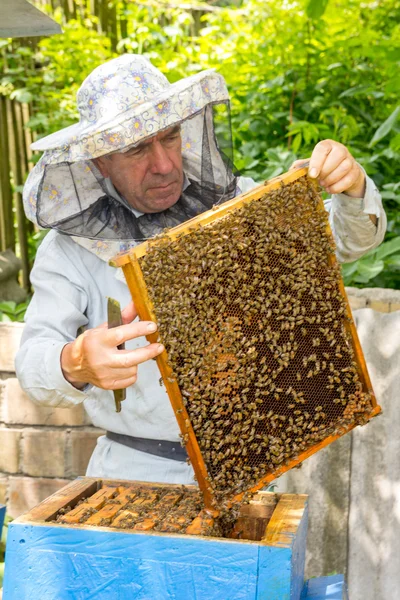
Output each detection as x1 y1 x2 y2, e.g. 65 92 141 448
36 103 239 242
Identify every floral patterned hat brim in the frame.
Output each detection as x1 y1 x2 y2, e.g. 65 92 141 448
31 69 229 163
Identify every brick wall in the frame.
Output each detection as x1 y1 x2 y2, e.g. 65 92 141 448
1 286 399 519
343 285 400 312
0 324 103 517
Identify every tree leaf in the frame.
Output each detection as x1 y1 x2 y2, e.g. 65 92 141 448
341 262 359 285
10 88 33 104
384 255 400 268
339 85 373 99
306 0 330 19
327 63 343 71
381 191 400 203
355 260 385 283
0 301 16 312
292 133 302 154
163 25 183 38
375 237 400 261
369 106 400 147
389 132 400 152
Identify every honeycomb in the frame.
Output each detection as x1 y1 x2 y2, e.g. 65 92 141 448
52 482 280 539
55 484 205 533
136 174 376 503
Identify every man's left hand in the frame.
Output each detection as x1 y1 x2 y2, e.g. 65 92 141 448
291 140 366 198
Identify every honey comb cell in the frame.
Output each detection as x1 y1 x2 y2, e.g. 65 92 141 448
54 483 207 534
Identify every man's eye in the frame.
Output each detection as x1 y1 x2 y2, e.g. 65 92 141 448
127 147 144 156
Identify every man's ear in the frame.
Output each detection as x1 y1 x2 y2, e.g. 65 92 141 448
92 156 110 178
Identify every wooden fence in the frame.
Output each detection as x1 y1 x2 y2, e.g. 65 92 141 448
0 0 217 291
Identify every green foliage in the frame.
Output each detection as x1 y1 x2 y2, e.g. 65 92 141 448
369 105 400 147
306 0 330 20
0 300 31 322
1 0 399 288
1 14 115 138
342 237 400 287
27 229 48 263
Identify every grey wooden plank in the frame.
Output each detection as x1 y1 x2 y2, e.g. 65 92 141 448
348 308 400 600
278 433 351 581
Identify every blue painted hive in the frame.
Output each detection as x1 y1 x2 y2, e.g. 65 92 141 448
3 477 308 600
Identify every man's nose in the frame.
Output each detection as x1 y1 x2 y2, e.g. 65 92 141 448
149 141 174 175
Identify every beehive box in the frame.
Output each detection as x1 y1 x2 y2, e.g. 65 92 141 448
3 477 309 600
111 166 380 511
302 575 349 600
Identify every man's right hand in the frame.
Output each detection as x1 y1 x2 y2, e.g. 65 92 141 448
61 301 164 390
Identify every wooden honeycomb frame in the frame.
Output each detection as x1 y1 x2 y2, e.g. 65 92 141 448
111 166 381 512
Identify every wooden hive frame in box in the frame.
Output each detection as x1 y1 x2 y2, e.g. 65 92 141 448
111 166 380 512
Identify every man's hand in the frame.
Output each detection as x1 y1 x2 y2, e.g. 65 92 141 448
290 139 377 224
61 301 164 391
291 140 366 198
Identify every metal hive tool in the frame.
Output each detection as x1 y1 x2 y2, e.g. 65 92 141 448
111 165 381 512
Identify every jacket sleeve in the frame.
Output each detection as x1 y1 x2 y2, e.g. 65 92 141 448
15 233 91 408
324 171 387 263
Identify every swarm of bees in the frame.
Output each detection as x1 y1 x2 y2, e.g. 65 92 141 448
140 175 373 501
55 485 207 533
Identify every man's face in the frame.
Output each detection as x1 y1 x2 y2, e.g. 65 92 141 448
95 125 184 213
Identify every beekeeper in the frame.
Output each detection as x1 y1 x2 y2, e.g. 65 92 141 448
16 54 386 483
